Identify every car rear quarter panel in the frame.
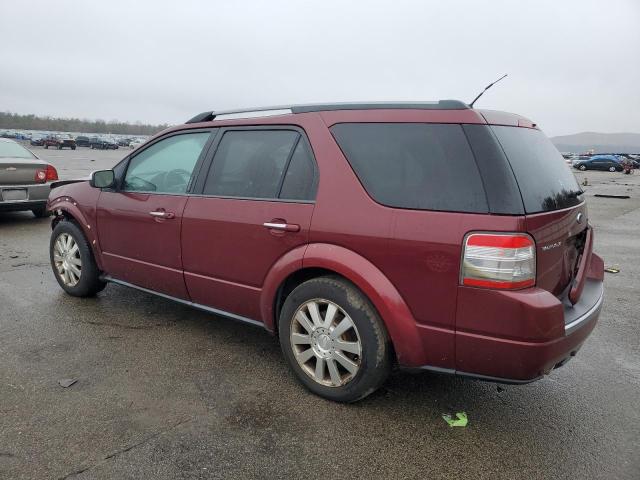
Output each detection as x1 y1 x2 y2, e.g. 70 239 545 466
300 113 528 368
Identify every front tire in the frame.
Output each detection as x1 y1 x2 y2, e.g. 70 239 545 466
609 166 616 172
579 164 587 171
279 276 391 402
50 220 106 297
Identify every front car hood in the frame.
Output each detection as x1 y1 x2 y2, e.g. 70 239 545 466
50 178 89 190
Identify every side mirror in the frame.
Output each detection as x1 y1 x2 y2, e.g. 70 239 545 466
90 170 115 189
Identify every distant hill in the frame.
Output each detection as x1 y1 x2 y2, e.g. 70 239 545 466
551 132 640 154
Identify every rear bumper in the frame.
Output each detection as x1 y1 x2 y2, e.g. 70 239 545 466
0 183 51 211
428 254 605 383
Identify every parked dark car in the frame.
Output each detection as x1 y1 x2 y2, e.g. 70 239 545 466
89 137 119 150
75 136 91 147
573 155 623 172
43 135 77 150
614 154 640 168
117 138 132 147
30 135 46 146
47 101 604 402
0 138 58 217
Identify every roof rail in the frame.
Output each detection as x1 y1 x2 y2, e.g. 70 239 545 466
185 99 469 123
291 99 469 113
186 111 215 124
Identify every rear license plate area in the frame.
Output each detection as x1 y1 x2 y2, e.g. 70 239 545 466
1 188 28 201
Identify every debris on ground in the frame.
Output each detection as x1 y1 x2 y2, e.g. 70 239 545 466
58 379 77 388
604 266 620 274
594 194 630 199
442 412 468 427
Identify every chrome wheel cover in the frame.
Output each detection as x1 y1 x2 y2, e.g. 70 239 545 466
53 233 82 287
290 299 362 387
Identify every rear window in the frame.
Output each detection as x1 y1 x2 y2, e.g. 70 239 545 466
0 140 36 159
330 123 488 213
491 126 583 213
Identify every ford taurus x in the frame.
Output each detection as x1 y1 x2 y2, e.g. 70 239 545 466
47 101 604 402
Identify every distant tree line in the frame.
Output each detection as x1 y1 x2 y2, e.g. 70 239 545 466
0 112 169 136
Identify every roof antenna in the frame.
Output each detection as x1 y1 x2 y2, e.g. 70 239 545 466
469 74 508 108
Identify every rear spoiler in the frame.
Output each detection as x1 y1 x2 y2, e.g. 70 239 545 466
50 179 88 190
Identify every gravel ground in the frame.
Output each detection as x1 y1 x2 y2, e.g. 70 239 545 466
1 147 638 479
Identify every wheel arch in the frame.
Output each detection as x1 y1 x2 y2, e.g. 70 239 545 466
50 202 104 270
261 243 426 367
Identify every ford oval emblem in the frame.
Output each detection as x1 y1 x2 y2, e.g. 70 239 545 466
576 212 583 224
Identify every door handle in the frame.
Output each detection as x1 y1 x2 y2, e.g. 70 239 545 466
263 222 300 232
149 210 175 219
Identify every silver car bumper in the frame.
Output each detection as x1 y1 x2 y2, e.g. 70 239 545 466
0 183 51 211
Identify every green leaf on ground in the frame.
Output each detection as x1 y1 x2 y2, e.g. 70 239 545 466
442 412 468 427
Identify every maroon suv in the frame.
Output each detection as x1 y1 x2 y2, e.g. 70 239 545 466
47 101 604 402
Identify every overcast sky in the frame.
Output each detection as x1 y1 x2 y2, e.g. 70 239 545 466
1 0 639 137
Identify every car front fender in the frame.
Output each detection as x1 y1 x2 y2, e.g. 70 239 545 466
48 195 104 270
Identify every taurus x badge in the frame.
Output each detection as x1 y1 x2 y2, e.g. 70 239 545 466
5 167 17 171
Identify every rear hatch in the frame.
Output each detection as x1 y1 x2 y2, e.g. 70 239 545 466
0 157 49 185
490 125 589 301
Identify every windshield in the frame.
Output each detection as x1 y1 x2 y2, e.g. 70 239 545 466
0 141 36 159
491 126 583 213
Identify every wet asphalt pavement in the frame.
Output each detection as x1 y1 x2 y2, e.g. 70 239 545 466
1 147 638 479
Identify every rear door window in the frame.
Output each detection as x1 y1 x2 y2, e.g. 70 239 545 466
330 123 488 213
203 130 302 199
491 126 583 213
279 140 316 201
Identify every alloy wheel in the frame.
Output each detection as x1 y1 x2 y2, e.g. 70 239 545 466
290 299 362 387
53 233 82 286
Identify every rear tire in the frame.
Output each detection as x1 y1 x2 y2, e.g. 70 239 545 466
50 220 106 297
279 276 391 402
609 166 616 172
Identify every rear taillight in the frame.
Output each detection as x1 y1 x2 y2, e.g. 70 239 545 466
45 165 58 181
35 165 57 183
461 233 536 290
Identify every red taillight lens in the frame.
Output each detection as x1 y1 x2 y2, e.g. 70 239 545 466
45 165 58 181
461 233 536 290
35 165 58 183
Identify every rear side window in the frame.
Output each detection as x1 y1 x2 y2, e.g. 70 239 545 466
331 123 488 213
203 130 313 200
279 140 316 200
491 126 583 213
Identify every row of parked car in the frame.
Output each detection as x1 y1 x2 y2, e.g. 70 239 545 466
27 134 147 150
562 153 640 172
